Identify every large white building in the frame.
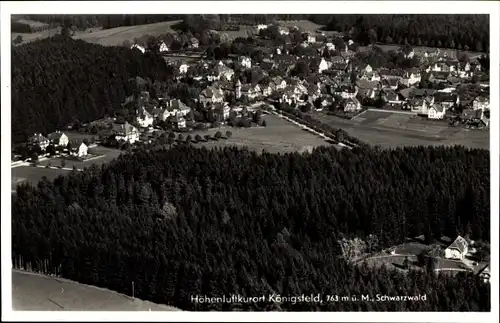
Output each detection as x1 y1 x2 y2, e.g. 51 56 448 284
445 236 469 260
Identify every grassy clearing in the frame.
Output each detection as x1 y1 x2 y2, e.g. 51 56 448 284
311 110 489 149
12 270 179 311
12 147 123 191
37 146 123 170
11 166 69 190
193 114 331 154
277 20 324 32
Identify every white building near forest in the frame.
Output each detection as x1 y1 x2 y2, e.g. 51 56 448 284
445 236 469 260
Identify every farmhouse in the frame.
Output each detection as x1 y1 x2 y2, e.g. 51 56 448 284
407 98 428 114
445 236 469 260
401 70 421 86
166 99 191 116
434 92 459 109
381 89 403 106
427 103 446 120
112 122 140 144
199 86 225 106
382 78 399 90
69 141 88 158
342 97 362 112
47 131 69 147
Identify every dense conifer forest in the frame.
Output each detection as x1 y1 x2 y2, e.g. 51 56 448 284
11 36 174 143
313 14 489 51
12 145 490 311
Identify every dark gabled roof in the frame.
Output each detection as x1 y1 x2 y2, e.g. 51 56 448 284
431 103 445 112
356 79 379 89
384 78 399 87
462 109 483 120
447 235 468 253
434 92 458 103
47 131 66 141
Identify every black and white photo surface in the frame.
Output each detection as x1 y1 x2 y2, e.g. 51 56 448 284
1 1 499 322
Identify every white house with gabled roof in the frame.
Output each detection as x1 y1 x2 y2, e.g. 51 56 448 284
445 235 469 260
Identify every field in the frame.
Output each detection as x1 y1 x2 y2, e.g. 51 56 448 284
12 166 69 191
12 147 123 192
310 110 489 149
37 146 123 170
194 114 332 154
12 270 179 311
12 20 182 46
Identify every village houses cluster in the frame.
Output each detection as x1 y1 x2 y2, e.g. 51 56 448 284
131 23 489 128
26 22 489 154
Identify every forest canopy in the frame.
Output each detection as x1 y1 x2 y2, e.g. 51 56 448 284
12 145 490 311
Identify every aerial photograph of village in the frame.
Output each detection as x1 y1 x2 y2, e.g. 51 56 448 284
8 12 491 314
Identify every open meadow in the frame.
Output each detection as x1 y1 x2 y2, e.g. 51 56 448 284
12 147 123 192
12 20 182 46
36 146 123 170
310 110 489 149
12 166 69 191
194 114 332 154
12 270 180 311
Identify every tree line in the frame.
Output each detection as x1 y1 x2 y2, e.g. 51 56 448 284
12 145 490 311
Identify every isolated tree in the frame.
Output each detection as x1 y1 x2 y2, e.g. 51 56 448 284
46 144 56 156
195 134 202 142
225 131 232 139
366 234 379 253
336 129 345 142
61 158 67 168
167 136 175 147
31 152 39 163
403 256 410 269
159 201 177 220
13 35 23 45
177 134 184 142
204 134 211 141
185 135 192 144
214 131 222 140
